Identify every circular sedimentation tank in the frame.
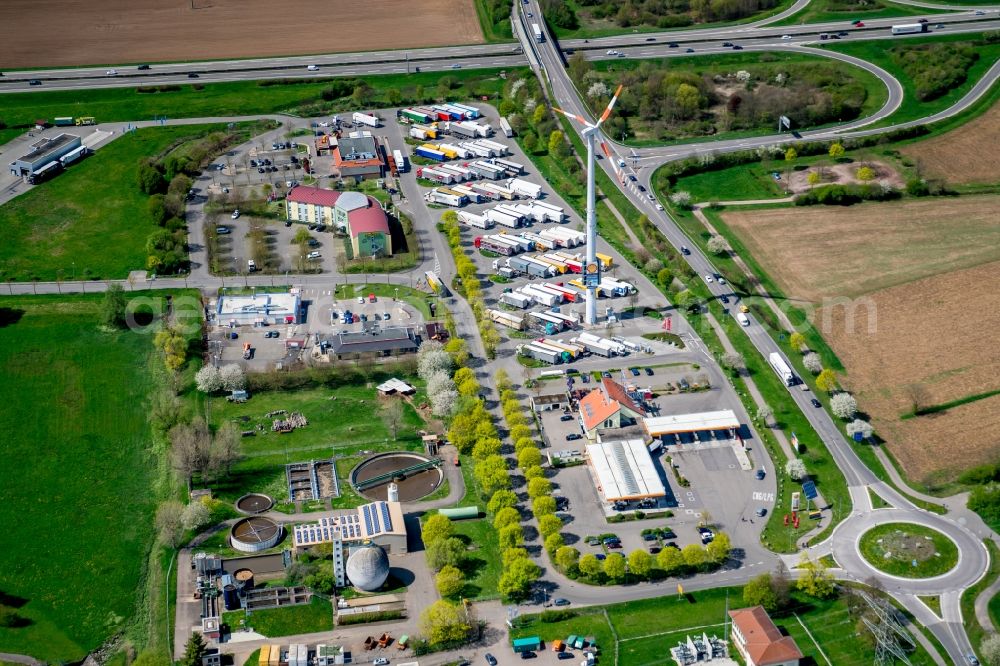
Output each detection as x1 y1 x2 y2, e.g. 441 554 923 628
350 451 443 502
346 543 391 592
235 493 274 515
230 516 283 553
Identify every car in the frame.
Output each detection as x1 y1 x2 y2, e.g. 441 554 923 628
732 44 743 50
187 72 199 78
451 63 462 69
357 297 365 304
247 259 257 272
250 159 258 167
231 210 240 219
917 18 928 23
106 69 118 76
645 37 655 41
257 167 265 173
637 184 646 192
285 220 293 227
704 274 714 283
935 23 945 28
664 541 680 550
701 535 715 545
975 9 985 15
272 142 279 150
642 533 657 542
215 226 230 234
649 546 661 554
602 371 612 378
855 21 865 26
595 553 606 560
781 34 792 39
739 304 749 313
520 652 536 660
373 658 388 665
756 507 767 517
360 314 368 322
527 11 532 16
554 598 570 606
307 64 319 71
681 245 691 255
722 41 733 47
644 367 654 376
630 367 640 376
756 468 766 480
28 79 42 85
485 654 498 666
606 50 616 56
685 48 695 53
838 31 849 36
668 42 679 47
266 331 279 338
662 529 677 539
697 526 712 535
628 174 637 182
720 295 729 304
138 64 150 70
607 541 623 549
307 251 321 260
851 18 862 24
656 203 664 210
716 274 726 284
603 537 620 545
968 655 981 665
647 193 655 201
383 312 390 320
560 414 574 422
558 653 576 660
566 433 582 441
829 34 841 39
581 374 590 384
811 398 822 408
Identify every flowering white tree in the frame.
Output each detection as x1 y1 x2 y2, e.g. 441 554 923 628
846 419 874 439
219 364 246 391
670 191 693 209
181 501 211 531
830 392 858 420
736 70 751 82
803 352 823 374
195 365 222 393
707 235 729 255
786 458 807 481
587 82 610 99
417 341 452 380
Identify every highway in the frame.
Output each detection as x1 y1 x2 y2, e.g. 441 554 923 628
515 0 998 661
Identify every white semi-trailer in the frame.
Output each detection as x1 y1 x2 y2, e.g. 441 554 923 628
768 352 798 386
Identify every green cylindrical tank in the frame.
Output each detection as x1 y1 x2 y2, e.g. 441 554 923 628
439 506 480 520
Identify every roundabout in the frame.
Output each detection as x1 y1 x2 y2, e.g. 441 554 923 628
858 522 959 579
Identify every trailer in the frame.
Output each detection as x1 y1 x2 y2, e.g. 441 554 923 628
463 142 497 158
518 232 552 251
507 256 533 274
491 157 524 175
444 104 474 119
469 161 505 179
59 145 88 166
425 143 457 159
546 283 579 302
768 352 797 386
460 211 494 228
507 178 543 199
451 103 482 119
425 271 448 295
529 311 568 333
415 146 447 162
520 285 560 306
477 237 515 256
489 309 525 330
75 116 96 126
392 149 407 172
452 185 484 203
596 252 613 269
533 340 573 360
511 203 537 220
448 122 479 139
521 343 561 365
532 22 544 42
425 188 466 207
496 204 526 222
352 112 380 127
496 233 532 252
400 108 432 124
500 292 533 309
598 279 629 297
478 139 508 154
533 255 568 274
542 254 573 272
499 117 514 138
891 23 928 34
409 125 438 140
569 278 606 297
535 284 568 301
485 209 521 229
433 105 463 121
53 117 75 127
547 311 579 327
486 235 524 253
545 337 583 355
486 183 516 199
417 167 454 184
437 143 472 159
523 258 556 278
436 165 469 180
601 277 635 294
534 201 568 222
471 183 501 200
539 227 580 246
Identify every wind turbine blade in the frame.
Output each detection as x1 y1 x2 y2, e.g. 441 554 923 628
595 84 624 127
600 141 612 158
553 106 592 127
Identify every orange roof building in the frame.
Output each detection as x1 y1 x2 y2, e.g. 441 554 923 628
729 607 803 666
578 377 646 438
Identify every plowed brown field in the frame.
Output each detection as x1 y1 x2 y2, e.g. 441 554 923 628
900 101 1000 185
0 0 483 69
721 196 1000 482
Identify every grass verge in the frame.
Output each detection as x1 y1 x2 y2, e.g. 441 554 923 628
222 596 333 637
962 539 1000 658
858 523 959 578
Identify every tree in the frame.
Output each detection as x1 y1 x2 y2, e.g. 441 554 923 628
195 365 222 393
803 352 823 374
137 158 166 194
518 446 542 469
555 546 580 571
101 283 128 328
293 227 312 247
181 501 210 531
548 130 566 157
980 634 1000 666
417 341 453 378
499 524 525 550
524 465 544 481
816 369 838 393
180 632 208 666
856 166 876 181
829 143 845 160
493 507 521 531
426 537 465 571
527 476 552 499
422 514 454 546
669 191 692 209
785 147 798 162
603 552 626 579
785 458 807 480
796 554 836 598
435 565 465 598
419 600 472 646
706 235 729 255
502 547 529 569
154 327 187 372
756 404 773 423
846 419 874 440
706 532 731 563
628 549 653 577
807 171 821 188
789 332 806 350
522 130 538 154
656 545 684 573
682 544 709 569
544 532 565 554
207 422 241 479
743 573 779 611
499 556 540 601
488 489 518 514
170 420 209 492
579 553 602 577
219 364 246 391
538 514 563 538
532 495 556 517
721 352 744 373
657 267 673 287
381 399 405 441
830 392 858 420
475 456 510 497
532 104 547 125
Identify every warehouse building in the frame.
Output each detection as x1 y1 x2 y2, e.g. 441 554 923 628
8 133 83 182
643 410 740 445
291 500 407 587
286 186 392 257
586 438 666 503
215 292 301 326
332 132 385 180
321 326 419 360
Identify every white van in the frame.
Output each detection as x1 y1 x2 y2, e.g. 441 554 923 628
247 259 257 272
737 312 750 326
307 64 319 71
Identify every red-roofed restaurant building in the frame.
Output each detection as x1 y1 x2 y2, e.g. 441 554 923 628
286 186 392 257
729 606 803 666
578 377 647 440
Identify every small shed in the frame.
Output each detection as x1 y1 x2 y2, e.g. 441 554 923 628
229 390 249 403
513 636 542 653
439 506 479 520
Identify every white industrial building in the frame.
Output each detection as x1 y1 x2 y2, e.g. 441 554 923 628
643 410 740 443
586 438 666 503
215 291 301 326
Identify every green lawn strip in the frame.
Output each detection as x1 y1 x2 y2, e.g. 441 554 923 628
0 69 517 133
962 539 1000 657
473 0 515 41
821 33 1000 127
859 522 958 578
0 293 189 661
584 53 887 148
673 162 788 202
919 595 942 616
242 650 261 666
449 517 503 601
868 487 891 509
770 0 931 26
223 595 333 637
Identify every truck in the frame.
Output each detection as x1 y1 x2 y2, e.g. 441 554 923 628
507 256 533 274
415 146 447 162
53 117 75 126
409 125 438 140
451 103 481 118
533 201 568 222
477 236 514 255
499 117 514 138
399 108 431 124
535 283 568 301
522 258 556 278
891 23 928 34
507 178 543 199
437 143 472 159
392 149 407 172
451 185 483 203
737 312 750 326
449 122 480 139
532 22 544 42
520 285 560 306
433 105 463 121
493 158 524 175
425 188 466 207
436 164 468 180
521 343 561 365
485 208 521 229
489 309 525 330
768 352 798 386
352 112 380 127
500 291 533 309
426 143 457 159
417 167 454 184
425 271 448 295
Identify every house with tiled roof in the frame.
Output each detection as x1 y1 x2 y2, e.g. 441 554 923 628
729 606 803 666
578 377 646 440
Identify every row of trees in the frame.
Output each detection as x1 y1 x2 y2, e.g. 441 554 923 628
788 333 873 440
440 210 501 359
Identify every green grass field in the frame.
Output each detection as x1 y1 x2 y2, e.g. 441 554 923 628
222 596 332 638
0 295 169 661
0 124 233 282
450 518 502 601
771 0 931 26
672 163 788 202
860 523 959 578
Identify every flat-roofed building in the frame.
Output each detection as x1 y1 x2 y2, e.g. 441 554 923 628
585 438 666 503
333 132 385 180
643 410 740 444
216 292 301 326
321 326 419 360
9 133 82 180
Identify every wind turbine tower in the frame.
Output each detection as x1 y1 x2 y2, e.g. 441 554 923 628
554 85 623 326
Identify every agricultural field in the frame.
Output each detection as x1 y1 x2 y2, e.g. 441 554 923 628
718 196 1000 481
900 100 1000 186
0 294 171 661
0 0 483 68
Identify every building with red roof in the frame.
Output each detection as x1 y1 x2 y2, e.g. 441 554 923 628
286 186 392 257
578 377 646 439
729 606 803 666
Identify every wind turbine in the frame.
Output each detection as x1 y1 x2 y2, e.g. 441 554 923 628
554 84 623 326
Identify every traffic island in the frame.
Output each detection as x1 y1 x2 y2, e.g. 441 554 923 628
859 522 959 579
